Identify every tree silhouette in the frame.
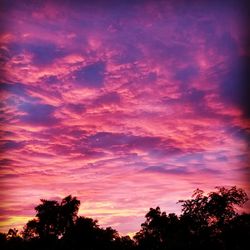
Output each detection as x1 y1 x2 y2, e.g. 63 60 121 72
1 186 249 250
134 207 185 250
179 186 248 227
1 228 23 250
62 216 122 250
7 228 19 239
22 195 80 243
115 235 135 250
34 199 60 239
222 213 250 250
134 186 249 250
178 186 249 250
0 233 7 249
62 216 100 249
59 195 80 236
22 219 39 240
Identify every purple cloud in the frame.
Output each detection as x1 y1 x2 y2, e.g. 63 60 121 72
0 141 25 151
19 103 59 126
144 166 190 175
26 42 67 66
74 62 106 87
66 103 86 114
93 92 121 106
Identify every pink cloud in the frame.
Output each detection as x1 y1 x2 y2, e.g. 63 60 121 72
0 0 249 235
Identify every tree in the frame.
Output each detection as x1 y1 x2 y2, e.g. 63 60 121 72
59 195 80 236
3 186 249 250
134 207 183 250
64 216 100 245
5 228 23 249
178 186 249 250
179 186 248 228
134 186 249 250
115 235 135 250
0 233 7 249
222 213 250 250
23 195 80 241
34 199 60 239
7 228 19 239
22 219 39 240
62 216 120 250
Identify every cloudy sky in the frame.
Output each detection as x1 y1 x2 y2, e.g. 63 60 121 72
0 0 250 235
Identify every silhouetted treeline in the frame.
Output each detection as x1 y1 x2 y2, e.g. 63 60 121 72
0 186 249 250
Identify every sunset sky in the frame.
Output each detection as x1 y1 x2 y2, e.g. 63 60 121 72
0 0 250 236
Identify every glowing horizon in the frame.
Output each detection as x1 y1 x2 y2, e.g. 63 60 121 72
0 0 249 236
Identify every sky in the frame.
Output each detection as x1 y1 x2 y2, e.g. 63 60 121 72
0 0 250 236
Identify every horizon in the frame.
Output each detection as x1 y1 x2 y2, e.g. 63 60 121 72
0 0 250 236
1 186 249 238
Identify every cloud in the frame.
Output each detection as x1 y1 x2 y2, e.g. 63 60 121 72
66 103 86 114
143 166 190 175
174 66 199 83
199 167 222 175
74 62 106 88
25 42 67 66
0 0 249 236
87 132 167 153
19 102 59 126
39 75 59 84
93 92 121 107
1 82 29 100
219 56 250 118
0 158 16 166
112 43 142 64
0 141 25 151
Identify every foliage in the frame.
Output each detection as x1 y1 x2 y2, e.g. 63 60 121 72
0 186 249 250
179 186 248 226
22 195 80 241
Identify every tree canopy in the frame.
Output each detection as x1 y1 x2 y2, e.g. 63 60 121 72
0 186 249 250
